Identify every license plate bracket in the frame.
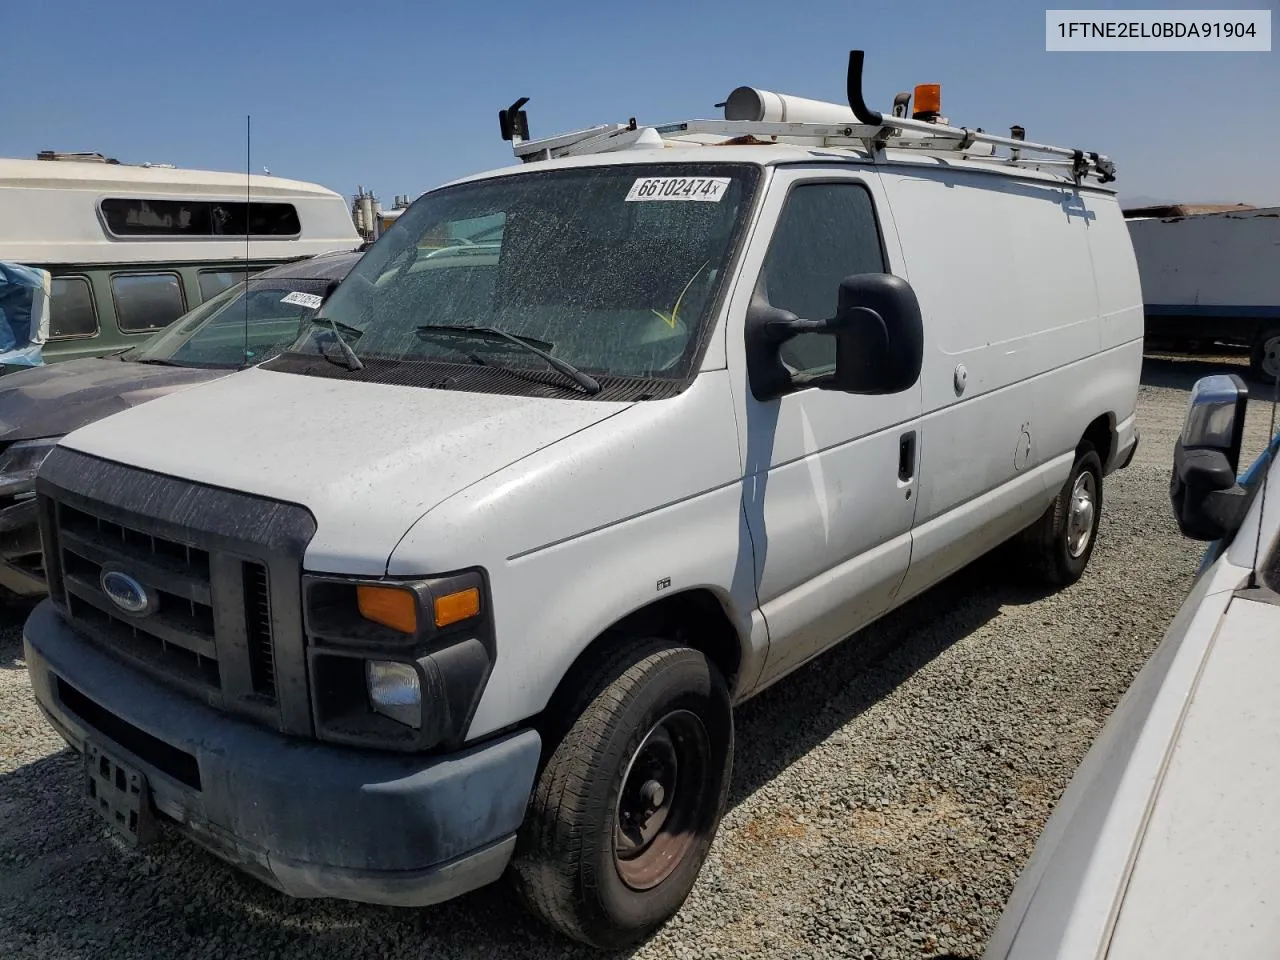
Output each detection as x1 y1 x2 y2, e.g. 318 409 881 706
84 741 157 846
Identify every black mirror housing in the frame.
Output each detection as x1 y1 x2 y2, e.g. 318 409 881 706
1170 439 1253 542
744 273 924 401
826 273 924 394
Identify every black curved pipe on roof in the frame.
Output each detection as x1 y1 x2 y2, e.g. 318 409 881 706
846 50 884 126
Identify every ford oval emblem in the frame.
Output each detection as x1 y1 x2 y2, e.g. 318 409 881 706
100 569 153 616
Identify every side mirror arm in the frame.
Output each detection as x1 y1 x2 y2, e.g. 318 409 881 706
744 302 807 401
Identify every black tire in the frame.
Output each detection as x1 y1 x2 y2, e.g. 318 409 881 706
1018 444 1103 587
1250 328 1280 383
511 638 733 949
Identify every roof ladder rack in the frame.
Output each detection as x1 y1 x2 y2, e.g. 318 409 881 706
497 50 1117 185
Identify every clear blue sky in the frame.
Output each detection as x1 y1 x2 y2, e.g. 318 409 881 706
4 0 1276 207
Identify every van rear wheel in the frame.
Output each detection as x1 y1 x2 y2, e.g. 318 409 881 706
511 638 733 949
1019 444 1103 587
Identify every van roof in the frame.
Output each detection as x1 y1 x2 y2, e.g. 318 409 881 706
0 157 344 199
0 157 362 265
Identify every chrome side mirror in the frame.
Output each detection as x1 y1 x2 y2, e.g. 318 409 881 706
1181 374 1249 472
1171 374 1251 541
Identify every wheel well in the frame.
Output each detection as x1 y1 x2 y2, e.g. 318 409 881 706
535 589 744 742
1081 414 1113 468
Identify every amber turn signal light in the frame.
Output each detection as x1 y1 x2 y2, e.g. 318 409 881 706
434 587 481 628
357 585 418 634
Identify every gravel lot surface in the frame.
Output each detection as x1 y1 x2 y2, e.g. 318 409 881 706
2 354 1277 960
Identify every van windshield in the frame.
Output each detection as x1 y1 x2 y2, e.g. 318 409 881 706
269 163 760 393
122 278 332 369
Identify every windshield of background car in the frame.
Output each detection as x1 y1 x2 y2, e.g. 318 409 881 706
265 163 761 395
122 277 335 369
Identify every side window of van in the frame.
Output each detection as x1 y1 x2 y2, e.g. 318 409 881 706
760 182 886 376
111 273 187 333
49 277 99 339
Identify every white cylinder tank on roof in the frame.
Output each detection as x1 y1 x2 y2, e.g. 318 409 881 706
722 87 859 124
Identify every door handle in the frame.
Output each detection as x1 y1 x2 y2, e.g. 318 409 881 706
898 430 917 482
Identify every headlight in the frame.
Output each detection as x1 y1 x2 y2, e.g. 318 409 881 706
304 569 494 752
0 437 61 497
366 660 422 728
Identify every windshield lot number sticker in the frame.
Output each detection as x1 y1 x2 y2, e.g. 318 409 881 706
280 291 324 309
626 177 730 202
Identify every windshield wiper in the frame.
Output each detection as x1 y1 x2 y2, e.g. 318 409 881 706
307 317 365 340
132 358 183 367
307 317 364 372
414 324 600 395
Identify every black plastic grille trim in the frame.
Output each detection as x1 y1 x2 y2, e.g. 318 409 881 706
57 503 220 695
36 447 318 737
57 678 202 790
243 562 276 700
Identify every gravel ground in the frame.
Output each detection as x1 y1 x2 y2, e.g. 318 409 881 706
2 353 1277 960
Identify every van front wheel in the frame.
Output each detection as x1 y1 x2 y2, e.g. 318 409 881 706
1020 444 1103 587
511 639 733 949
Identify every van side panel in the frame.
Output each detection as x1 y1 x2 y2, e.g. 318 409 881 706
880 167 1122 596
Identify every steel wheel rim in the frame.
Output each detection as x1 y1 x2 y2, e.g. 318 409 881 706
613 708 710 891
1067 470 1097 558
1263 337 1280 380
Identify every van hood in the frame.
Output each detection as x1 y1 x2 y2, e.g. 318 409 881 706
58 367 633 575
0 357 225 445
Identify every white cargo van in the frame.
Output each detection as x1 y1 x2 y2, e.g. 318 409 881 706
23 52 1141 949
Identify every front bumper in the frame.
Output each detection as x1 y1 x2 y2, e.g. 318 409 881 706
24 600 541 906
0 495 45 597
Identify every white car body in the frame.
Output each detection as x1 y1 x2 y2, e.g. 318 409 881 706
984 400 1280 959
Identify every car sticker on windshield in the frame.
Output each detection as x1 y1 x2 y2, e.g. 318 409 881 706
280 291 324 309
625 177 731 202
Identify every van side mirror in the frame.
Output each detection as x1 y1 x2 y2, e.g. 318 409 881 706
1170 374 1252 541
827 274 924 394
744 273 924 401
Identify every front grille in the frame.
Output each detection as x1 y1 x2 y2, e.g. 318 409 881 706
37 447 317 737
58 503 221 695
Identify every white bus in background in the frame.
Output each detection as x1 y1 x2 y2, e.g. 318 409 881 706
0 152 362 362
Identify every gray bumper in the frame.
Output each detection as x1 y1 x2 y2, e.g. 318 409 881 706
24 600 541 906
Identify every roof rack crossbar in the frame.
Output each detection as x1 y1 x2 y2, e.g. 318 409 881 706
509 118 1116 183
500 50 1117 184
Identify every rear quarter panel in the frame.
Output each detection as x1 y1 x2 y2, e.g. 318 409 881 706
880 165 1138 595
